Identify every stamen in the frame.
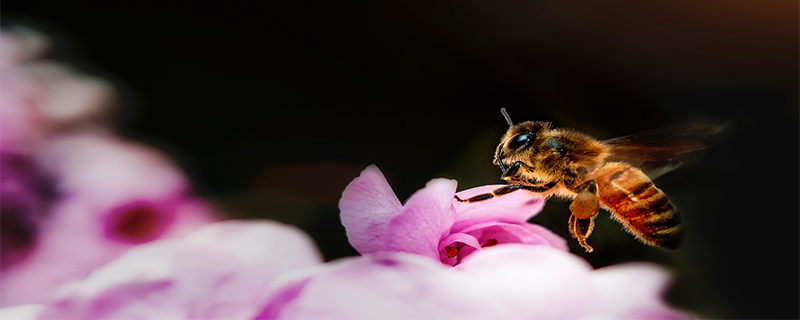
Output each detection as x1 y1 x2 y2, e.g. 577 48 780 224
445 246 459 258
482 239 498 247
444 242 465 258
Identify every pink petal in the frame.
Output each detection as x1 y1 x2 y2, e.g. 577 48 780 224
35 134 190 199
255 247 691 319
0 28 51 65
36 220 323 320
0 154 44 270
590 263 691 319
184 220 323 270
437 233 481 266
255 253 509 319
437 233 481 252
453 184 546 224
457 221 568 251
454 245 596 319
0 135 220 307
523 224 569 251
0 304 44 320
381 178 458 260
455 245 691 319
339 165 403 254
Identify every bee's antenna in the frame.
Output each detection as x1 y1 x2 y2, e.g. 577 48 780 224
500 108 513 126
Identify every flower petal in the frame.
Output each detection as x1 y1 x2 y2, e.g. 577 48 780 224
454 244 595 319
0 154 44 270
185 220 324 270
589 263 690 319
437 233 481 252
255 252 509 320
438 233 481 266
453 184 546 223
255 247 690 319
0 134 220 307
457 221 569 251
454 245 691 319
381 178 458 260
0 304 44 320
524 223 569 251
36 220 323 320
339 165 403 254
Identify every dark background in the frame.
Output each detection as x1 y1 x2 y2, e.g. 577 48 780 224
3 1 798 318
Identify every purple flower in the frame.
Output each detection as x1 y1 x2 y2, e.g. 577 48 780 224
0 134 220 307
340 165 566 266
30 220 323 319
256 244 690 319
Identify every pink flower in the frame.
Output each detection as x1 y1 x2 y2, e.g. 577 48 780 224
15 221 689 320
0 154 47 270
0 28 116 155
339 165 566 266
256 245 690 319
31 220 323 319
0 134 220 307
0 27 51 66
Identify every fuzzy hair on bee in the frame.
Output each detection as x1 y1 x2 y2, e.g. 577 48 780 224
495 121 611 187
458 108 726 252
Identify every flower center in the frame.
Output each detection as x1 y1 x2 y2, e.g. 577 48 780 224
444 242 465 258
105 202 172 244
482 239 498 247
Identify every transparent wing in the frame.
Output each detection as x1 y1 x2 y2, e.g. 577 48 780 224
602 120 728 180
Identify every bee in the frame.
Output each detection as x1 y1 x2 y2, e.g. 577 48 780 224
456 108 726 252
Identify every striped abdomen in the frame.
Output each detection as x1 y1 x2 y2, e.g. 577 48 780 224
593 162 684 250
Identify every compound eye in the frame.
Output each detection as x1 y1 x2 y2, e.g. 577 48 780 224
506 133 533 151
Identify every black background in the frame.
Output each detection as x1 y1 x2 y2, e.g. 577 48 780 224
3 1 798 318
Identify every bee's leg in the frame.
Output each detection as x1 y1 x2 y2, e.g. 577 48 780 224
569 214 596 253
454 182 557 203
568 180 599 252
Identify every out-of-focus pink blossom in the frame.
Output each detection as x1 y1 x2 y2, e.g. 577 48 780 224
14 223 689 320
0 28 116 155
0 27 51 66
255 245 690 319
0 134 221 307
0 154 49 269
0 304 44 320
340 165 566 266
32 220 323 320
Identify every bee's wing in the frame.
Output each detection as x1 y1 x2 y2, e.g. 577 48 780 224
602 121 728 180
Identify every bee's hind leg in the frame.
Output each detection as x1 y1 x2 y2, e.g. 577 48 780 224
569 215 596 252
568 180 600 252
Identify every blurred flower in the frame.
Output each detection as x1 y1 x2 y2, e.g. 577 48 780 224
0 28 116 155
0 304 43 320
339 165 566 266
30 220 323 319
0 27 220 307
10 223 689 320
0 154 49 270
0 27 51 65
0 134 221 307
256 245 690 319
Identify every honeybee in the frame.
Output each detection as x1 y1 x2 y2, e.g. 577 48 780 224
456 108 726 252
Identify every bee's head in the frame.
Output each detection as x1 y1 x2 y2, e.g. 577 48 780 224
494 120 550 180
494 109 609 184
